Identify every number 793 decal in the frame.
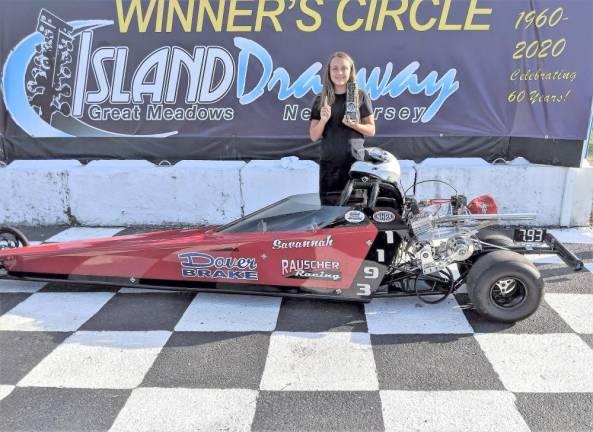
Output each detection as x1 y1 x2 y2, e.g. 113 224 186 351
513 227 546 243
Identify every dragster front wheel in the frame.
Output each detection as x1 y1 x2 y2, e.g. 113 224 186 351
466 250 544 322
0 226 29 249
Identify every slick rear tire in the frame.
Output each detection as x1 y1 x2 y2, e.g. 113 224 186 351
458 229 514 276
0 226 29 248
477 228 514 248
466 250 543 322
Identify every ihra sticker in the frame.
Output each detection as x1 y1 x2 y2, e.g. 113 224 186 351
178 252 258 280
373 210 396 223
345 210 365 223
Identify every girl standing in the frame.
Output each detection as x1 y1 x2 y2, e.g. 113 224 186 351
309 52 375 204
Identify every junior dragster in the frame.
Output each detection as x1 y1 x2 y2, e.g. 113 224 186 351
0 147 583 322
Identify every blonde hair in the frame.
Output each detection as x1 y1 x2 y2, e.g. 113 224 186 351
320 51 358 107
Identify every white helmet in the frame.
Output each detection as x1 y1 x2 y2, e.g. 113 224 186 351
350 147 401 184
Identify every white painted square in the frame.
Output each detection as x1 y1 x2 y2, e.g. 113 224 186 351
585 263 593 273
0 292 114 331
0 385 14 401
449 264 466 294
546 294 593 333
527 254 563 265
18 331 170 389
380 391 530 432
260 332 378 391
110 388 257 432
118 287 172 294
476 333 593 392
548 227 593 244
175 293 281 332
0 280 45 293
45 227 124 243
365 296 473 334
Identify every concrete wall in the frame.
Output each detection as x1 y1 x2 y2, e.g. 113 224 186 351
0 160 80 225
241 157 319 214
1 158 592 227
68 160 245 226
407 159 570 226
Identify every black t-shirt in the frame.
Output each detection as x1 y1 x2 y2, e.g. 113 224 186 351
309 90 373 165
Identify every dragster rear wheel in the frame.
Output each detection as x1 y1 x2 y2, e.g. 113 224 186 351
476 228 514 248
457 228 514 277
0 226 29 249
466 250 543 322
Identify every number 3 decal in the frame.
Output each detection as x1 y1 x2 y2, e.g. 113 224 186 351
357 283 371 296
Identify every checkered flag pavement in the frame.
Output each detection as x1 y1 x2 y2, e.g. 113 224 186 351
1 226 593 431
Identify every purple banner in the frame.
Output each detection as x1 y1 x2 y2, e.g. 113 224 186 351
0 0 591 148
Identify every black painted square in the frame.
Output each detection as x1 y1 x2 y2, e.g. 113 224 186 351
80 293 195 331
275 299 367 332
141 331 270 389
252 391 383 431
0 387 130 431
371 334 504 390
0 331 71 384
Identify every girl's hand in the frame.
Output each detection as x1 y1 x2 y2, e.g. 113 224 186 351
320 96 331 123
342 115 358 130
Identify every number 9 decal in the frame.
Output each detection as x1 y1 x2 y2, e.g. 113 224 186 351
364 266 379 279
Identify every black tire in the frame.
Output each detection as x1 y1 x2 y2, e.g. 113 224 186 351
457 229 514 276
477 228 514 248
0 226 29 248
466 250 544 322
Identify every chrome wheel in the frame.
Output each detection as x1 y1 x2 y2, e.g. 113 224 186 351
490 277 527 309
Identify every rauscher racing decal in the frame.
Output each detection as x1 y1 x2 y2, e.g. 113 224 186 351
281 259 342 281
178 252 258 281
272 235 333 250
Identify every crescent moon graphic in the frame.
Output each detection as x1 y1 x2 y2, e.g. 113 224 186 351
2 19 177 138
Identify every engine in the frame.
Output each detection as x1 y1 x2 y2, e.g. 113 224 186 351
408 213 481 275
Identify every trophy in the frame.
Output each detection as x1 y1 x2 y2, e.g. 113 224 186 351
345 82 358 122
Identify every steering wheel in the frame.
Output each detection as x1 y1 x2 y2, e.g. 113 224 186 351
0 226 29 249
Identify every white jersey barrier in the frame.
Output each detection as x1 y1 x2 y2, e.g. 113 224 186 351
0 158 591 227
